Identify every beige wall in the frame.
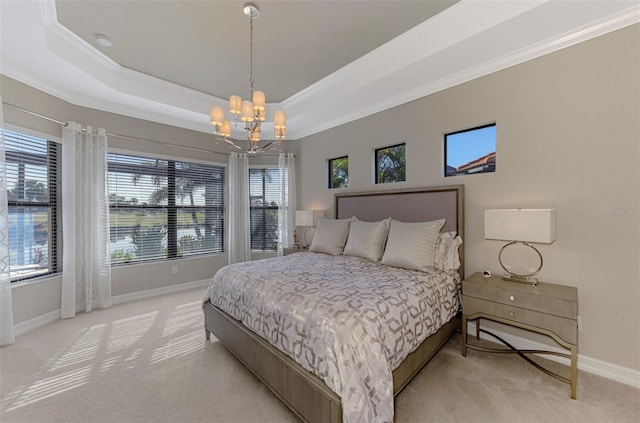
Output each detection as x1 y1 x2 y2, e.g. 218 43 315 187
1 75 235 324
292 25 640 370
2 24 638 371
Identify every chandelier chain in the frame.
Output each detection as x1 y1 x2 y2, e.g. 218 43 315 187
249 13 254 96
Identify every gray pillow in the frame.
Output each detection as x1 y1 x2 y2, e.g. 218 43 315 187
434 231 463 272
381 219 445 272
309 217 354 256
343 218 391 262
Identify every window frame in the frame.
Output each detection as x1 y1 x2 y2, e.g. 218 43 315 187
444 123 496 177
107 150 226 265
4 128 62 282
328 155 349 189
374 143 406 184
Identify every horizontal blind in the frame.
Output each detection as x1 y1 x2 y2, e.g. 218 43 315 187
4 129 60 281
173 161 225 257
108 153 224 264
249 168 282 251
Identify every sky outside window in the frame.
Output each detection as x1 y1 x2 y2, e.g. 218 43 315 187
445 124 496 176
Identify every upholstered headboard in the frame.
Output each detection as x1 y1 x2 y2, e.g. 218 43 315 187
335 185 465 277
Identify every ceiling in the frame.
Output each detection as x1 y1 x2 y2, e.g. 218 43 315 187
56 0 458 103
1 1 639 141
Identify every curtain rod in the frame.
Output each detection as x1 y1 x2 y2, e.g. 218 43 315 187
3 102 232 156
3 102 290 158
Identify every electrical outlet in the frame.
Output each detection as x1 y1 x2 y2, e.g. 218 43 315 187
172 265 178 274
577 316 582 331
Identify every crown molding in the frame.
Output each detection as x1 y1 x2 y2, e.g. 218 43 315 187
288 3 640 139
2 0 638 141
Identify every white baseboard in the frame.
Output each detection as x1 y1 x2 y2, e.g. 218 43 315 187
465 321 640 389
14 309 61 337
13 279 211 337
111 279 210 305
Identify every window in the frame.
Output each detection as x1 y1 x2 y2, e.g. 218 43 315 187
445 123 496 177
107 153 224 264
328 156 349 189
375 143 406 184
5 129 61 281
249 168 285 251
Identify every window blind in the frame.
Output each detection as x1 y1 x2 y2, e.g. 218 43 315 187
108 153 224 264
249 168 283 251
4 129 61 281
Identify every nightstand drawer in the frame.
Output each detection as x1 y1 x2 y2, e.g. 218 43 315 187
463 276 577 319
463 296 577 345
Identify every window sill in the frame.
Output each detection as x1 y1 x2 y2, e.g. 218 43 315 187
11 272 62 289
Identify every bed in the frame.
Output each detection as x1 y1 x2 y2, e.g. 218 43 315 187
203 185 465 423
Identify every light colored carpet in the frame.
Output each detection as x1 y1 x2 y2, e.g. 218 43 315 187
1 288 638 423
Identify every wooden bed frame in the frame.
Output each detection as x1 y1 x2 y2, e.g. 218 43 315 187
203 185 465 423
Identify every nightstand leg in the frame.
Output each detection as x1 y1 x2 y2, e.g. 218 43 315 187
461 315 467 357
570 345 578 399
475 318 480 340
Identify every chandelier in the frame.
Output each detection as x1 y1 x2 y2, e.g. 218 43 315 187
210 2 286 154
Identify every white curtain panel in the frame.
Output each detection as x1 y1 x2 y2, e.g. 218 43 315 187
0 97 15 345
227 152 250 264
277 153 296 256
61 123 111 319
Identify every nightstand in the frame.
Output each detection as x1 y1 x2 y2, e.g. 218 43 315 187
283 246 308 256
462 272 578 399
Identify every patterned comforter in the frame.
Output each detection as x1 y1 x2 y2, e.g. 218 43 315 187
203 252 461 423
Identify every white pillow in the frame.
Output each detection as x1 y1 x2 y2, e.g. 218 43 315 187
434 231 463 272
309 217 354 256
343 218 391 262
381 219 445 272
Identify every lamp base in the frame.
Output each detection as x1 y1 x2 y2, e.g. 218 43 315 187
502 274 538 286
498 241 543 286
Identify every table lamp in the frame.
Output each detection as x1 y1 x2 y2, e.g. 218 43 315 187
484 208 556 285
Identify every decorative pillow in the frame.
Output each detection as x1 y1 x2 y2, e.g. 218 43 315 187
343 218 391 262
434 231 463 272
381 218 445 272
309 217 354 256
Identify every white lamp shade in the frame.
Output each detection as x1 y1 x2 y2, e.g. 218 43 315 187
296 210 314 227
485 209 556 244
220 120 231 137
229 95 242 115
210 106 225 126
252 91 266 111
274 110 286 129
241 100 255 122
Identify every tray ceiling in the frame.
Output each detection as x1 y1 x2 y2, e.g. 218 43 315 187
1 1 638 140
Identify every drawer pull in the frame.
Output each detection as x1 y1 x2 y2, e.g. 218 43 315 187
509 295 515 301
509 311 515 317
